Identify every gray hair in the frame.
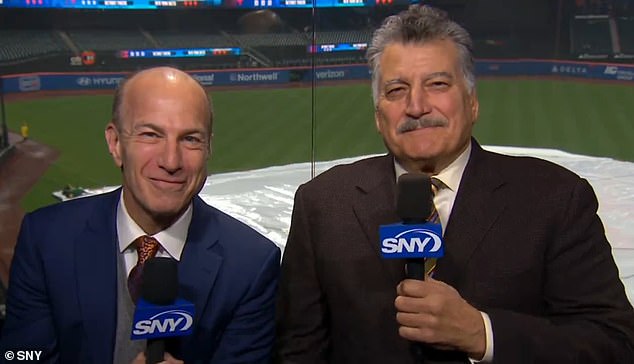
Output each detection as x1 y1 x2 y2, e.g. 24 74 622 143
366 5 475 106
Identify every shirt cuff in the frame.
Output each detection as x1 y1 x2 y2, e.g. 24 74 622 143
469 311 494 363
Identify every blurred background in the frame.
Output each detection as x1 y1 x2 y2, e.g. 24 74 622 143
1 0 633 325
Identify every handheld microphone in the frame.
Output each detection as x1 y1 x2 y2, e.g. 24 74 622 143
130 257 195 364
397 173 432 280
383 173 445 361
379 173 443 279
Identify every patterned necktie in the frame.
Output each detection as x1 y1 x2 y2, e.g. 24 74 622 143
127 235 160 304
425 178 443 276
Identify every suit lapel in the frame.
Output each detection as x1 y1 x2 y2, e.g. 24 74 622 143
436 141 507 287
179 196 222 327
351 155 405 285
74 189 120 363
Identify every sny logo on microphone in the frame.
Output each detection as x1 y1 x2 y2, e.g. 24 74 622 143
379 223 444 259
131 298 195 340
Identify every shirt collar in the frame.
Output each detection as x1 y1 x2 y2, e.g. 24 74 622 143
394 142 472 192
116 190 192 261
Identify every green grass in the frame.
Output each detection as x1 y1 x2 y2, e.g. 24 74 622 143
475 79 634 160
5 78 634 212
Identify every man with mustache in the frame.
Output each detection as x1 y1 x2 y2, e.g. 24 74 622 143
1 67 280 363
276 5 634 363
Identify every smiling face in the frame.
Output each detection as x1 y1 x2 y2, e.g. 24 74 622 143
374 39 479 174
105 68 211 234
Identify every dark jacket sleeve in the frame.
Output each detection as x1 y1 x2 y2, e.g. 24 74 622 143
1 214 60 363
275 184 329 364
489 178 634 363
211 243 281 364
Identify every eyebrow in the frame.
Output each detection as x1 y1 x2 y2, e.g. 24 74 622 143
425 71 454 81
133 122 160 130
133 123 207 136
382 71 454 87
383 79 408 87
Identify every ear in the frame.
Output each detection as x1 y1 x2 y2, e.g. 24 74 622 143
208 132 214 158
105 122 123 167
374 107 383 134
469 90 479 124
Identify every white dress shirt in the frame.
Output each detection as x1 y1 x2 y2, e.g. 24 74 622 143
116 190 192 277
394 143 494 363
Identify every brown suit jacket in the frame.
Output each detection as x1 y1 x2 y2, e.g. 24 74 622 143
276 140 634 363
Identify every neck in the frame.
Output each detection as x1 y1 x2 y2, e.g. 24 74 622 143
399 142 471 175
135 215 178 236
122 190 185 236
399 158 447 175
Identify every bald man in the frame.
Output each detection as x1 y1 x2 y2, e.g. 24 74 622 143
1 67 280 363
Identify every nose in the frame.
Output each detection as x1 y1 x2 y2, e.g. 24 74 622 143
405 86 432 119
158 138 182 173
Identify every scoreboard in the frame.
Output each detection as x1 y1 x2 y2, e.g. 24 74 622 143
118 47 241 58
308 42 367 53
0 0 400 8
114 43 366 59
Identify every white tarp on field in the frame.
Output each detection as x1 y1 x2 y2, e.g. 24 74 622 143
198 146 634 303
59 146 634 303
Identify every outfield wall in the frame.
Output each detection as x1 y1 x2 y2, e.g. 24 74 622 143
1 60 634 94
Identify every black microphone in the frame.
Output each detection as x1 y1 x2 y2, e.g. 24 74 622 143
396 173 432 362
143 257 178 364
142 256 179 305
131 257 194 364
396 173 432 281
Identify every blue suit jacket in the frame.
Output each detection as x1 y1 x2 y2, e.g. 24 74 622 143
1 189 281 363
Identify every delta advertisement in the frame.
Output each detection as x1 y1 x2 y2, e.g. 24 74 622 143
476 59 634 81
2 61 633 93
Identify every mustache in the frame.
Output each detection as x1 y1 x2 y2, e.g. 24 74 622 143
397 117 448 134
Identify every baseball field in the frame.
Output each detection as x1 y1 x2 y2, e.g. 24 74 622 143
4 78 634 212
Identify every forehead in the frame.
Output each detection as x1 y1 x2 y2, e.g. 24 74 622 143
379 39 461 82
125 72 205 104
121 74 210 130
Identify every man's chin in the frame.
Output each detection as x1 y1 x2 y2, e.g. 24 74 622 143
400 147 440 162
146 200 189 221
393 150 443 172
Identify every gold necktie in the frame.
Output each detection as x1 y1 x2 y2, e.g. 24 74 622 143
127 235 160 303
425 178 442 276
